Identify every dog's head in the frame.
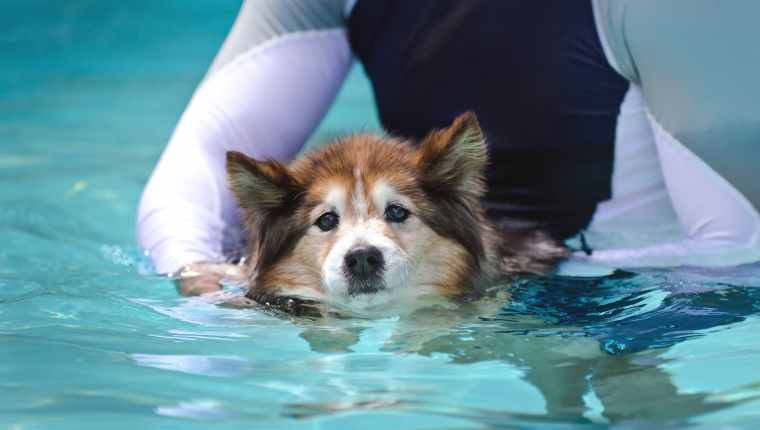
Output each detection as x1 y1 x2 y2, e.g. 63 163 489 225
227 112 491 307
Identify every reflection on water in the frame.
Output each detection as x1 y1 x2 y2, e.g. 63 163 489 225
286 268 760 426
132 354 250 377
156 400 231 421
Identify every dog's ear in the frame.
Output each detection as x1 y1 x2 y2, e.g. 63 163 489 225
226 151 301 224
416 111 487 197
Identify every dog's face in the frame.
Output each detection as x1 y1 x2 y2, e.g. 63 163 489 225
227 113 489 307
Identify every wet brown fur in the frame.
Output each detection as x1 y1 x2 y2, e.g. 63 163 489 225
227 112 568 306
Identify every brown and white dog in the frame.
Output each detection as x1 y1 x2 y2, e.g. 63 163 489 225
226 112 566 311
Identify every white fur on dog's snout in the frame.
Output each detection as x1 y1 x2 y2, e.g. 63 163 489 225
321 218 409 301
316 180 414 307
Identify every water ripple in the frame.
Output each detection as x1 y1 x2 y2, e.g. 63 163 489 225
131 354 249 377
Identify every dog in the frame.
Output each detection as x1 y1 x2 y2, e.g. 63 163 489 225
226 112 567 312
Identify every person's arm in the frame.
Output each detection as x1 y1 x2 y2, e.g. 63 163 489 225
137 0 353 293
583 0 760 267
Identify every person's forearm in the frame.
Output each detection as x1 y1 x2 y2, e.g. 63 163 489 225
136 0 353 277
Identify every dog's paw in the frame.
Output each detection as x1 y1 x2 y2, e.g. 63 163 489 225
218 296 258 308
175 262 246 296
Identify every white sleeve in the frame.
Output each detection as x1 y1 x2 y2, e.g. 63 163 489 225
137 3 353 274
585 0 760 268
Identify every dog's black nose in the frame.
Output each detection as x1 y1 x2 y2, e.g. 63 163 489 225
344 246 385 280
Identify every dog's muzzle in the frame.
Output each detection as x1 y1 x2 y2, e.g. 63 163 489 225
343 245 385 295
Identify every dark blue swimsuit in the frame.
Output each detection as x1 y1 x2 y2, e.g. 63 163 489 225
348 0 629 239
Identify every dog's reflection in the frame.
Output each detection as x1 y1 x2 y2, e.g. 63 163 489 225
293 280 742 424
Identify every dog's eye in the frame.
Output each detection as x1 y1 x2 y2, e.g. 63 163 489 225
315 211 339 231
384 204 410 223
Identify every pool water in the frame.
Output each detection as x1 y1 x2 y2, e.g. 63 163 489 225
3 2 760 429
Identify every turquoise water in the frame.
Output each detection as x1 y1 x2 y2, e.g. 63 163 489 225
3 2 760 429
